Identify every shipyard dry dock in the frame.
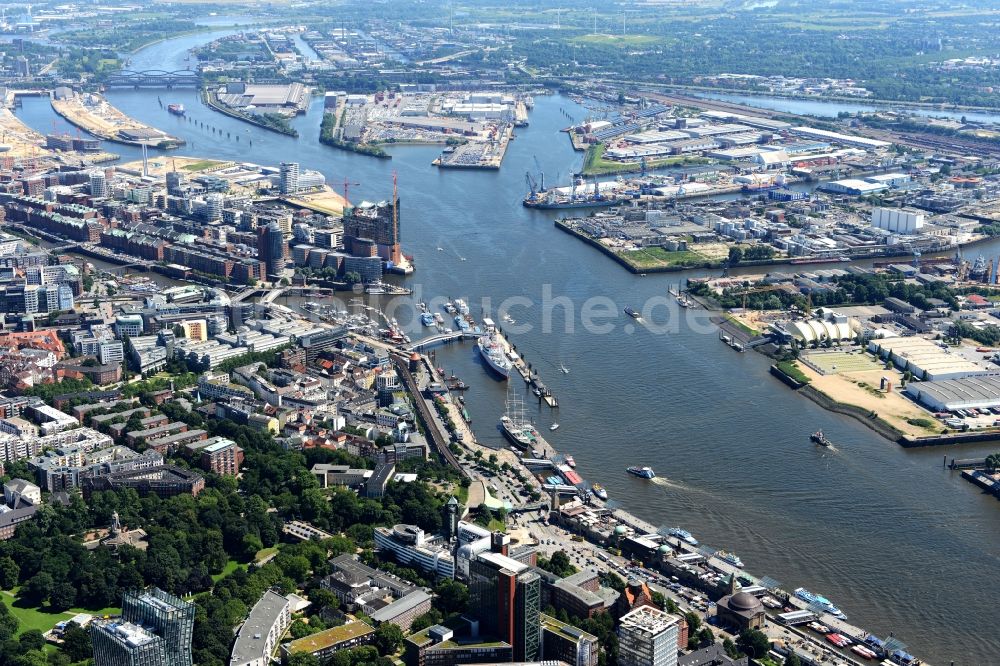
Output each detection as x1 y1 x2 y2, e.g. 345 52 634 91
51 91 184 148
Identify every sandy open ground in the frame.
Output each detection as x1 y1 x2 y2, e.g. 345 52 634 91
0 108 50 158
51 94 178 145
797 359 937 438
285 189 350 216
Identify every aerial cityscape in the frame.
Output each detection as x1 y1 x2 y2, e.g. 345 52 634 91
0 2 998 666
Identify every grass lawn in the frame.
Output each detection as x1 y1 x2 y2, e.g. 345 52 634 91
803 350 881 375
617 247 713 270
775 360 811 384
255 547 279 563
723 314 759 337
1 590 118 637
487 518 506 532
181 159 223 172
212 559 247 583
212 548 279 582
581 143 711 176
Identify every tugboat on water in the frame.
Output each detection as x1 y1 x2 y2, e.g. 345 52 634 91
167 103 185 116
810 430 831 447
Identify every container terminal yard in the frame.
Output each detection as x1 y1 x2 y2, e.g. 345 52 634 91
324 90 528 168
432 123 513 170
535 101 1000 275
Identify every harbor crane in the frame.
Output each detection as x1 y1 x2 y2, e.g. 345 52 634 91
525 171 539 198
533 155 546 192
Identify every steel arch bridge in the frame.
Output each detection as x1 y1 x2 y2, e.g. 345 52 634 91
104 69 201 88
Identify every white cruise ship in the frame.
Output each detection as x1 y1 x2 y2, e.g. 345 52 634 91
476 318 513 378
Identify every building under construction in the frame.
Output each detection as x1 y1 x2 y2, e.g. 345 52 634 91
343 179 405 269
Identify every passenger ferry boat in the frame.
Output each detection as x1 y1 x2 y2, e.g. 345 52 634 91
668 527 698 546
794 587 846 618
591 483 608 500
715 551 744 568
627 465 655 479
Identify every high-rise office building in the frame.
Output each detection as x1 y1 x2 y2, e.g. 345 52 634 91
165 170 186 195
257 221 287 280
92 587 195 666
617 606 680 666
92 620 167 666
469 549 541 661
541 613 599 666
202 193 225 221
13 56 30 77
90 171 108 198
57 283 75 310
122 588 194 666
1 285 40 315
279 162 300 194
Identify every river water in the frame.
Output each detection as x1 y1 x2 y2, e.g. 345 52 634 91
14 31 1000 664
690 90 1000 124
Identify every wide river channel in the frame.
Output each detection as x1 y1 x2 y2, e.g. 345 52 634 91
15 29 1000 664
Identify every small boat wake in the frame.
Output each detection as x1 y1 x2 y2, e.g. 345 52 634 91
650 476 685 490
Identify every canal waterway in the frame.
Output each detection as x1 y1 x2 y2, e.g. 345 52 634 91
13 31 1000 664
690 90 1000 124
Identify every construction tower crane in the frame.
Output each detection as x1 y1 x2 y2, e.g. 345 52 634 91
731 284 786 311
342 178 360 211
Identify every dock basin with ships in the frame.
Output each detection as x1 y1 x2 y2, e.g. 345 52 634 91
481 317 558 408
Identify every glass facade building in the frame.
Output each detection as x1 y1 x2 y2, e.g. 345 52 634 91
93 588 195 666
